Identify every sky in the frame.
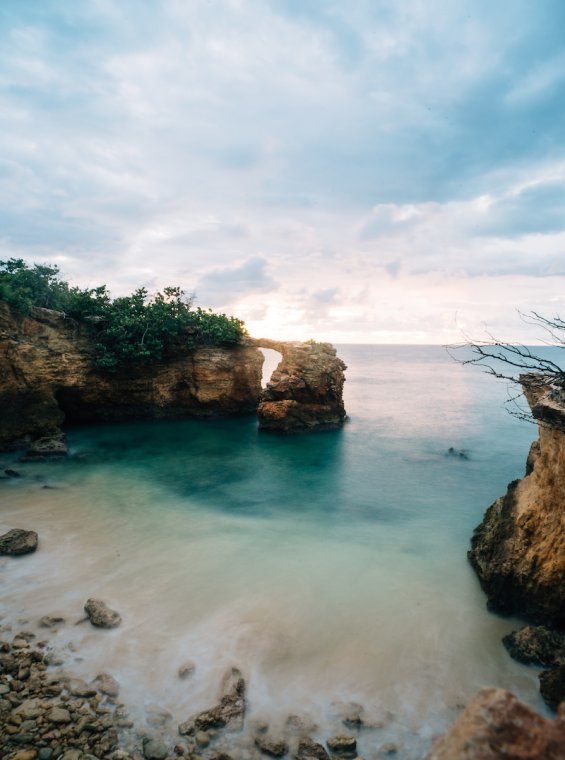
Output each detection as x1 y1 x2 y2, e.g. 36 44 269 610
1 0 565 343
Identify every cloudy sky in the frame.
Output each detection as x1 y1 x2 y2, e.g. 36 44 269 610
2 0 565 342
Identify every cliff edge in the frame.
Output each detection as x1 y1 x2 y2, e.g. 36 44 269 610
468 378 565 628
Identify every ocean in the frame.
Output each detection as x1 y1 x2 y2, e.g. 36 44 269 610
0 345 550 757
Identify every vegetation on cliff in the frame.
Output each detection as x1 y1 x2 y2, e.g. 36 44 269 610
0 258 246 371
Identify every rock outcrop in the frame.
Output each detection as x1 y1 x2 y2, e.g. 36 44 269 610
468 380 565 628
427 687 565 760
0 303 347 448
254 340 346 433
0 301 264 450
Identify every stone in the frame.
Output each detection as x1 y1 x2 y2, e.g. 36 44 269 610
92 672 120 697
68 677 97 697
377 745 399 756
295 738 330 760
503 625 565 667
142 737 169 760
539 665 565 711
47 707 72 724
184 668 246 733
326 737 356 756
60 752 82 760
84 599 121 629
468 382 565 628
145 704 173 727
0 529 38 556
285 715 318 735
178 660 196 679
195 731 210 747
426 687 565 759
256 340 347 434
12 751 38 760
38 750 53 760
13 697 44 719
255 736 289 757
21 432 68 461
39 616 66 629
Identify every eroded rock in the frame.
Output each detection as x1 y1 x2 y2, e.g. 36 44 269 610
92 672 120 697
503 625 565 667
179 667 246 735
295 737 330 760
84 598 121 629
255 735 289 757
540 665 565 711
0 529 38 556
426 687 565 759
326 736 356 756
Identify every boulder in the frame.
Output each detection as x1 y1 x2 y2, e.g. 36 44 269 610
426 687 565 759
142 737 169 760
84 598 121 629
502 625 565 667
540 665 565 711
0 528 38 556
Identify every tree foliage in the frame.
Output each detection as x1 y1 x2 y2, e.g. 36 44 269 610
0 259 246 371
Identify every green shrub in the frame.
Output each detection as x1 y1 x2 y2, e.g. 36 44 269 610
0 259 247 371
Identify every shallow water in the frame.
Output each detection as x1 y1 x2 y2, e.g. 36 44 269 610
0 345 550 757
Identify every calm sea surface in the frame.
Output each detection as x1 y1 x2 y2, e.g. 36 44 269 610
0 345 553 756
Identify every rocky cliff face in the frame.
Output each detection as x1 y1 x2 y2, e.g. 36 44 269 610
0 301 263 450
468 380 565 628
254 339 347 433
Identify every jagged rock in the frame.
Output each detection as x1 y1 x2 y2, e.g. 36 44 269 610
426 687 565 759
326 736 356 756
0 529 38 556
180 667 246 735
20 432 68 461
540 665 565 711
256 340 346 433
295 738 330 760
502 625 565 667
84 598 121 629
92 672 120 697
468 381 565 628
255 735 289 757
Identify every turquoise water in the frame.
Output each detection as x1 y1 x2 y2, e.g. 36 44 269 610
0 346 549 757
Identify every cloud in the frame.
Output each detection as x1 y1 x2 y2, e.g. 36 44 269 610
195 256 278 307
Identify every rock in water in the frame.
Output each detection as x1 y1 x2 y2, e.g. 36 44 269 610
502 625 565 667
295 738 330 760
326 736 356 756
255 735 289 757
0 529 38 555
256 340 346 433
539 665 565 711
84 598 121 628
179 667 246 735
20 432 68 461
468 380 565 628
426 687 565 759
92 672 120 697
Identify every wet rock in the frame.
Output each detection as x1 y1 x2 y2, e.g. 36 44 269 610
60 752 82 760
426 687 565 759
21 432 68 461
38 750 53 760
539 664 565 711
142 737 169 760
84 598 121 629
502 625 565 667
0 528 38 556
255 735 289 757
145 705 173 727
48 706 72 724
39 616 66 629
12 750 38 760
295 738 329 760
195 731 210 747
92 672 120 697
5 468 22 478
67 677 97 697
178 661 196 679
326 736 356 756
183 668 246 733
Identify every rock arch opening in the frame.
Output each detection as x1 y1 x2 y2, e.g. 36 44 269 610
259 348 283 389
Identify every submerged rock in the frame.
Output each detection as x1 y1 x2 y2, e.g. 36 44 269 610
92 672 120 697
179 667 246 735
38 615 66 629
295 737 330 760
84 598 121 629
326 736 356 756
178 660 196 679
20 432 68 461
502 625 565 667
426 687 565 759
0 529 38 556
539 665 565 711
143 737 169 760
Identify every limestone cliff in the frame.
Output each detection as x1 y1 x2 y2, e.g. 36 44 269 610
253 339 347 433
0 301 263 450
469 379 565 628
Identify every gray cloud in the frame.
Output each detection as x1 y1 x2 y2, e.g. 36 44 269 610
195 256 278 307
